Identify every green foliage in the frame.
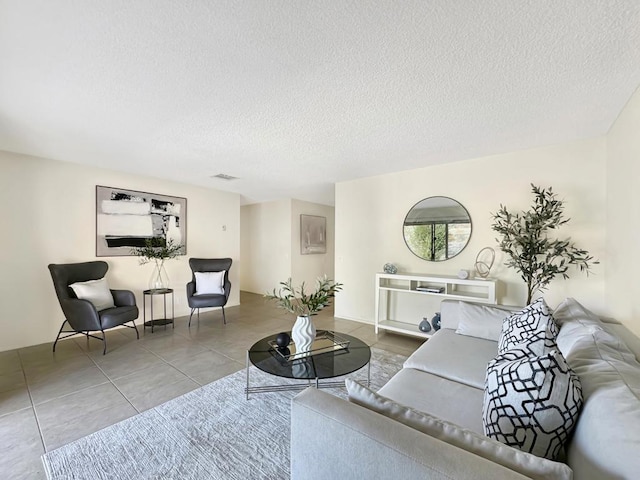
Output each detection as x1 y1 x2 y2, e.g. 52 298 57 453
131 238 185 265
491 184 598 304
404 224 447 260
264 276 343 316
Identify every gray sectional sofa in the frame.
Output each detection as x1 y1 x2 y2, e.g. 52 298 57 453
291 298 640 479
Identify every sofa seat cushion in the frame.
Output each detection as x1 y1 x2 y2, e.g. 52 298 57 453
403 328 498 389
378 367 485 434
347 379 572 480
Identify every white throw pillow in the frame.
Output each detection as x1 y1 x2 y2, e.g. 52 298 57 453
498 298 558 355
455 302 511 341
195 271 225 295
483 347 583 460
346 379 572 480
69 277 115 311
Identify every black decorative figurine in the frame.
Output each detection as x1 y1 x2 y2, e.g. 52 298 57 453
275 332 291 348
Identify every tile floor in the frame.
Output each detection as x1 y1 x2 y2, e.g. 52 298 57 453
0 291 424 479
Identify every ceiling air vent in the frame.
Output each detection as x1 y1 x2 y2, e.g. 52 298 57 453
211 173 239 181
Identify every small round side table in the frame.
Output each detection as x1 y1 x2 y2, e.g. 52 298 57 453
142 288 175 333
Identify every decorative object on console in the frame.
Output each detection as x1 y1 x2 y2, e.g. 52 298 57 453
300 214 326 254
264 276 342 353
383 263 398 274
403 196 472 262
457 269 469 279
491 184 598 304
131 238 185 292
474 247 495 278
96 185 186 257
431 312 441 331
418 318 432 332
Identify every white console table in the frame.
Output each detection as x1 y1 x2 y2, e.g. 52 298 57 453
374 273 498 339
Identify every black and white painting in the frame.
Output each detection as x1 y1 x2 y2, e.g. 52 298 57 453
300 214 326 254
96 186 187 257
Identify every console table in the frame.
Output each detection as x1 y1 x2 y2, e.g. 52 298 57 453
374 273 498 339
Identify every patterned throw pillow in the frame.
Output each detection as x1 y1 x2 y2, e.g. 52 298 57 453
498 298 558 355
483 347 583 460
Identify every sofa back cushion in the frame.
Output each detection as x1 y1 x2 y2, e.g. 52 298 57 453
553 298 640 480
346 379 572 480
440 300 518 332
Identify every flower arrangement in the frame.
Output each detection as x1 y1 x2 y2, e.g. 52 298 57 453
265 276 343 317
131 238 184 264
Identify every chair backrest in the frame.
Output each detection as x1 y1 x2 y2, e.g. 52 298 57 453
188 258 232 290
48 261 109 303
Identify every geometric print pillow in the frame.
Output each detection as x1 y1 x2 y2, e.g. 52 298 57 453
483 347 583 460
498 298 559 356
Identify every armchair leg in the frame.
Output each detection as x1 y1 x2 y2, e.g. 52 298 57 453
132 320 140 339
222 307 226 325
189 308 196 327
52 321 68 353
101 329 107 355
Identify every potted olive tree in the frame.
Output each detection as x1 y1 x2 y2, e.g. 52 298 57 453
491 184 598 304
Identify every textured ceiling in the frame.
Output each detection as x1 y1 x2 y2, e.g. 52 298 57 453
1 1 639 205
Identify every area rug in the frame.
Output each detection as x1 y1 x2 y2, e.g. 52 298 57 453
42 347 406 480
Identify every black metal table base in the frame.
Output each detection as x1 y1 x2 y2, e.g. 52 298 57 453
245 350 371 400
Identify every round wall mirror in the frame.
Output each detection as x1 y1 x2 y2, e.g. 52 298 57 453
403 196 472 261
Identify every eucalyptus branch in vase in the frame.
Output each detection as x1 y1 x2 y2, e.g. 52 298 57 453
131 238 185 291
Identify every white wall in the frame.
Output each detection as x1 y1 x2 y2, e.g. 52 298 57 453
606 86 640 335
335 138 607 325
291 199 335 288
240 199 336 295
0 151 240 352
240 200 292 295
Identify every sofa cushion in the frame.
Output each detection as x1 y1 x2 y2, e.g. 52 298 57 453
498 298 558 355
347 379 572 480
403 328 498 389
440 300 518 331
378 367 485 433
483 347 583 460
455 301 511 342
551 300 640 479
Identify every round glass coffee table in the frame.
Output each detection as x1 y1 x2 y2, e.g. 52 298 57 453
245 330 371 399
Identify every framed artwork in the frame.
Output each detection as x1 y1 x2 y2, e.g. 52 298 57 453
300 214 326 254
96 185 187 257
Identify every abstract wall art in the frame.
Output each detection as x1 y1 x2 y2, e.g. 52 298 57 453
300 214 326 254
96 186 187 257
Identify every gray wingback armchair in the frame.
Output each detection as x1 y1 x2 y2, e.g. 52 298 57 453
48 261 139 354
186 258 232 326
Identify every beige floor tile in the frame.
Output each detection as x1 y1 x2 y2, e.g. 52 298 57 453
92 344 165 380
74 329 139 357
0 350 23 375
28 364 110 406
168 350 243 385
0 386 32 417
112 363 199 412
0 408 45 479
0 369 26 392
36 383 137 451
18 339 86 368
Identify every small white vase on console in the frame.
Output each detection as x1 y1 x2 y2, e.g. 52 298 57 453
292 315 316 355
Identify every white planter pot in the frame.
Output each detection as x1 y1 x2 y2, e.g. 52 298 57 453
291 315 316 355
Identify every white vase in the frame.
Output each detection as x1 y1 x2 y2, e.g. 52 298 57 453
149 260 170 292
292 315 316 355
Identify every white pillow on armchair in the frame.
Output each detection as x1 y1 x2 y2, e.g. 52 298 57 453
195 271 225 295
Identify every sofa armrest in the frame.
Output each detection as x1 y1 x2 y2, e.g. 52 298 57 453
291 388 530 480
